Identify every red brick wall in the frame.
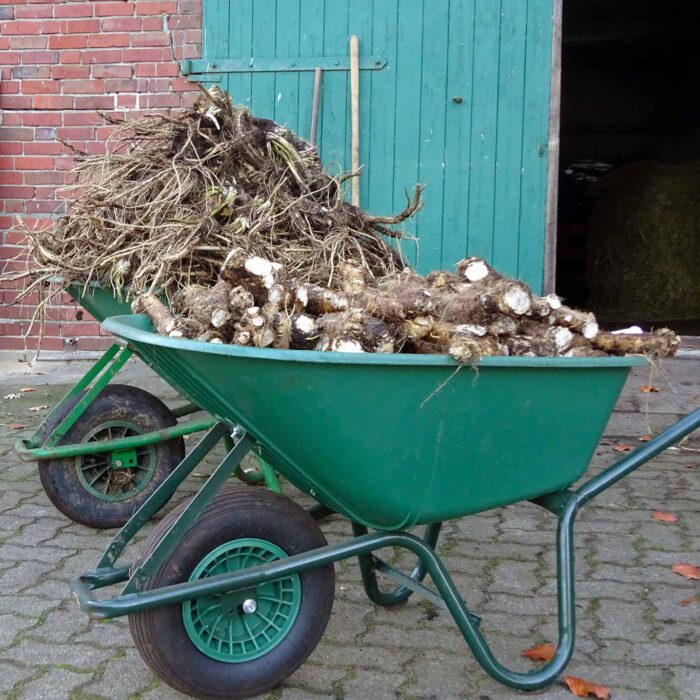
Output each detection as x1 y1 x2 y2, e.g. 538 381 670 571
0 0 202 354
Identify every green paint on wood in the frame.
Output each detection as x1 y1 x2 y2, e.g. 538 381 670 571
201 0 554 292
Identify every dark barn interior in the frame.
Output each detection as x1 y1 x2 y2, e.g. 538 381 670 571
557 0 700 333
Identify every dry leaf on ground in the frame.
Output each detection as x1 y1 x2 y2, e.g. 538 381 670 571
8 424 26 430
614 444 633 453
640 385 660 393
679 598 695 607
639 434 652 442
19 387 36 393
672 563 700 580
564 676 611 699
652 511 678 522
521 643 556 662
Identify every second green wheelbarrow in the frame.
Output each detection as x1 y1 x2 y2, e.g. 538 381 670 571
72 314 700 699
16 284 276 528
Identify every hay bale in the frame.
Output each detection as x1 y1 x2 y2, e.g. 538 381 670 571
587 161 700 322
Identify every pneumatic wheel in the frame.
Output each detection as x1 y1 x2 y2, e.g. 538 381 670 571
38 385 185 529
129 485 335 700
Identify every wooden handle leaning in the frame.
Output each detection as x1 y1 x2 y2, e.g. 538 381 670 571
350 34 360 207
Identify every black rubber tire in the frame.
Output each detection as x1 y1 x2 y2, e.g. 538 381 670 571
129 485 335 700
38 384 185 529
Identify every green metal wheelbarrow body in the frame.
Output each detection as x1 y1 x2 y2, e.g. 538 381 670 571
71 313 700 695
16 285 214 464
103 314 644 530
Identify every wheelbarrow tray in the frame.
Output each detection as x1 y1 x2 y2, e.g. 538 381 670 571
103 314 645 530
66 282 132 322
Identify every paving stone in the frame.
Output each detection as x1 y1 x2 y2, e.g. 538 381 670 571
17 666 92 700
0 661 37 694
342 668 405 699
82 647 156 700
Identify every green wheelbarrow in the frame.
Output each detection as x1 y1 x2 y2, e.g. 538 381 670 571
16 285 277 528
72 314 700 699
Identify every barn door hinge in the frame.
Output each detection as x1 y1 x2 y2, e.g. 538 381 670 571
181 56 387 76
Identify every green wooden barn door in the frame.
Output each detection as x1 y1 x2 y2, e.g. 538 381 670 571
192 0 555 291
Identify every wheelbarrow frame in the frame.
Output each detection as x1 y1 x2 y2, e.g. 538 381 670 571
72 407 700 692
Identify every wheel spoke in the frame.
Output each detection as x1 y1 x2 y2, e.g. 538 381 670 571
241 615 259 650
87 465 111 486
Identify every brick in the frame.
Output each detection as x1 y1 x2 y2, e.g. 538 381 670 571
9 35 48 50
62 79 105 94
38 20 61 34
0 21 41 35
129 32 170 48
0 51 21 65
48 34 88 50
178 0 201 14
0 172 23 186
116 93 137 108
0 96 32 109
12 65 50 79
0 127 34 141
0 142 22 155
15 5 52 19
34 127 56 140
168 14 200 30
0 186 34 199
134 63 157 77
32 95 73 109
95 2 135 17
56 126 95 141
0 7 14 20
105 78 137 93
23 142 63 156
54 4 94 19
21 50 59 64
22 113 62 126
24 170 64 185
135 2 178 15
63 112 105 126
50 65 89 79
59 19 100 34
25 199 63 214
140 93 180 108
80 49 122 64
156 62 179 77
142 16 164 31
0 80 19 94
15 156 55 170
88 34 130 49
20 79 60 95
92 64 132 79
74 95 115 110
101 17 142 32
60 50 81 64
121 47 165 62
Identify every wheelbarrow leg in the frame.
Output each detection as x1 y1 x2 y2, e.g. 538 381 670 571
97 422 230 570
353 521 442 607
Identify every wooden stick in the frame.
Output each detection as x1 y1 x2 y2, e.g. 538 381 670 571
349 35 360 207
310 67 322 146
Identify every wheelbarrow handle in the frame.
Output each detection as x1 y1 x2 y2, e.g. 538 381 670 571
576 407 700 508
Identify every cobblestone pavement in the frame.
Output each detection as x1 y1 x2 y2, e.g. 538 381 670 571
0 356 698 700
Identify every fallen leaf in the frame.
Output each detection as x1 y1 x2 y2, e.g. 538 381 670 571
19 387 36 393
28 405 49 412
652 511 678 523
3 393 21 400
679 598 695 607
614 444 633 453
639 434 652 442
521 643 556 662
8 423 26 430
640 385 660 393
672 563 700 580
564 676 611 699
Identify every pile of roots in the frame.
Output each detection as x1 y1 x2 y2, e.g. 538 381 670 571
9 87 679 361
13 86 419 305
134 252 679 361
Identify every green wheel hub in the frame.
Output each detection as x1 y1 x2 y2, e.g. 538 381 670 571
182 538 301 663
75 420 157 502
